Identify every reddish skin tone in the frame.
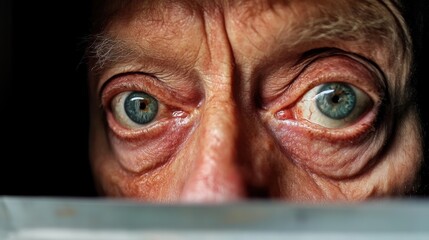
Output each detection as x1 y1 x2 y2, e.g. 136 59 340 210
88 0 423 203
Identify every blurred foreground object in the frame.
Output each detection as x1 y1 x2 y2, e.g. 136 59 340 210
1 197 429 239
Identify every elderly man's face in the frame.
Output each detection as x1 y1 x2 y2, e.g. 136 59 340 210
87 0 423 202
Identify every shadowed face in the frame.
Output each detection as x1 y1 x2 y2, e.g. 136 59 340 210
87 0 423 202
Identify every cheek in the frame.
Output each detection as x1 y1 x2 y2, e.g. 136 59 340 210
91 122 189 201
356 113 423 196
94 155 182 201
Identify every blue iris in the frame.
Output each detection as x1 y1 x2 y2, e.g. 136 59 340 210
316 83 356 119
124 92 158 124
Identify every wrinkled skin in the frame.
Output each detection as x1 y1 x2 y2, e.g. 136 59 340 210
87 0 423 203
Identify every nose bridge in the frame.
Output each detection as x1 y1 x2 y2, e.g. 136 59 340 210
180 94 246 202
178 7 253 202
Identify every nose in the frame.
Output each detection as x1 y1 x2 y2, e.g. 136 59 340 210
180 97 246 203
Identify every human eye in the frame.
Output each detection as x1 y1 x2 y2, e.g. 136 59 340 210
295 82 372 129
95 73 199 173
99 73 192 139
270 53 385 140
263 53 386 178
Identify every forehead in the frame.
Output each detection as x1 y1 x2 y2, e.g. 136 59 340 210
93 0 402 57
89 0 406 73
92 0 397 31
90 0 403 67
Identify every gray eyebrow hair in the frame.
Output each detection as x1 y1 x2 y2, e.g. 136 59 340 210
286 11 391 46
85 34 142 75
276 1 409 52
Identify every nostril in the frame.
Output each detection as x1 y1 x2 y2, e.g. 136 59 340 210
248 186 270 199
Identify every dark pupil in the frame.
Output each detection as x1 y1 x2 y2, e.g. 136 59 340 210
331 95 340 104
139 99 149 111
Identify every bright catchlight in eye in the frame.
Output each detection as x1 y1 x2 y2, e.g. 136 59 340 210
111 91 159 129
296 82 373 128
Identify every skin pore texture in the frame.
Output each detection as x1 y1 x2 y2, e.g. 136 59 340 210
86 0 423 203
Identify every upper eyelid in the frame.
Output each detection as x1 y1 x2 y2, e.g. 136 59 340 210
262 51 386 112
295 48 387 91
100 72 201 114
99 76 164 114
98 72 186 112
293 50 388 100
261 48 387 103
99 72 159 100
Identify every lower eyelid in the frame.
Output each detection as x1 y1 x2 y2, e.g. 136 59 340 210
266 115 382 179
272 107 378 142
107 116 195 173
106 109 190 142
268 90 380 143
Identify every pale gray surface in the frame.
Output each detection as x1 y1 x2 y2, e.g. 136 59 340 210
1 197 429 239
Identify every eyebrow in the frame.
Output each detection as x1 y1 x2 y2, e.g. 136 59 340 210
279 1 404 50
85 35 142 76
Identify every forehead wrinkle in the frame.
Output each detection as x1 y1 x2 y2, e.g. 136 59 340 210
93 0 404 50
91 0 200 32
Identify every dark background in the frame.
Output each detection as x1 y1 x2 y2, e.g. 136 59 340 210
0 1 428 198
0 0 97 197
